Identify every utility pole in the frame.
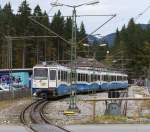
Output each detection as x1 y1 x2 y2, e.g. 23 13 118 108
51 1 100 112
6 36 14 98
22 43 26 68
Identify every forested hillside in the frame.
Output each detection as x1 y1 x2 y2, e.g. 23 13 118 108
110 18 150 78
0 0 87 68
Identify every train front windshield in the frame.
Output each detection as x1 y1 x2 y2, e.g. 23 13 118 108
34 68 48 80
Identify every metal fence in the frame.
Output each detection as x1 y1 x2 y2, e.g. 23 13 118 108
144 79 150 94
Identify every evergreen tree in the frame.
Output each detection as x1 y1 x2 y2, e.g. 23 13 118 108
1 3 15 35
50 10 65 60
64 17 72 40
17 0 31 35
77 21 87 57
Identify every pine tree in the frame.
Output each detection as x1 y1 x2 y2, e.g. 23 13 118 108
1 3 15 35
64 17 72 40
77 21 87 57
50 10 65 60
17 0 31 35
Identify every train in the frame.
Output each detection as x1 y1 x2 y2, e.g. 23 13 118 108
32 62 128 98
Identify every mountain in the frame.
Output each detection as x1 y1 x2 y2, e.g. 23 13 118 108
87 35 99 45
100 33 116 47
87 33 116 47
87 24 150 47
138 24 150 30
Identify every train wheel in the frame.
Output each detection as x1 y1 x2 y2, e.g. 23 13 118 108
39 92 48 99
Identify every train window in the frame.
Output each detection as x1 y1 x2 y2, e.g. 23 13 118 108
94 75 97 81
58 70 60 80
81 74 83 81
61 71 64 81
65 71 67 82
98 75 100 81
71 72 76 81
85 74 88 82
114 76 116 81
104 75 108 81
91 75 93 82
34 68 48 80
111 76 116 81
117 76 122 81
123 76 127 81
82 74 86 81
110 76 112 81
67 72 70 82
121 76 123 81
50 70 56 80
78 73 80 81
122 76 124 81
101 75 104 81
117 76 120 81
104 75 106 81
117 76 118 81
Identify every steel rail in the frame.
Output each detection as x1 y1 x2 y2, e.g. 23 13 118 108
40 101 71 132
20 99 42 125
20 98 71 132
20 99 43 132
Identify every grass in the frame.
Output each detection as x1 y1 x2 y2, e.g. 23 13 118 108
94 115 128 123
143 114 150 119
0 97 31 110
141 100 150 109
0 100 12 110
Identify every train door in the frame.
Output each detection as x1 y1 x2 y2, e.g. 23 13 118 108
49 69 57 88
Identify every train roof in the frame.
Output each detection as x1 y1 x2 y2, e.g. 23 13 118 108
33 64 70 71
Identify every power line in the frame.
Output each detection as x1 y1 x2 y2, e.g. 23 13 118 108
48 0 59 14
134 5 150 21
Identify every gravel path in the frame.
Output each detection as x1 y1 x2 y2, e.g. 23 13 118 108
0 98 32 125
45 93 108 126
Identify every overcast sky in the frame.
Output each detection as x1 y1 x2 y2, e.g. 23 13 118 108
0 0 150 35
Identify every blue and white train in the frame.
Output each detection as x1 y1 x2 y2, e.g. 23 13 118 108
32 63 128 98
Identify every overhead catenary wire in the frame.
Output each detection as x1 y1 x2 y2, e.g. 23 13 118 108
78 14 116 44
48 0 59 14
134 4 150 21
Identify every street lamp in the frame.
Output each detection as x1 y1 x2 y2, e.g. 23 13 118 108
51 1 99 112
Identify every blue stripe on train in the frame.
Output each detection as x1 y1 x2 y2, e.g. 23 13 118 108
75 84 89 92
101 82 128 90
89 83 99 91
33 82 128 96
57 84 70 95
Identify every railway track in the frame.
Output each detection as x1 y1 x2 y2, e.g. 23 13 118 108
20 99 71 132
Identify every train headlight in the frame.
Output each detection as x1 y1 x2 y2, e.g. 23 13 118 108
33 92 37 96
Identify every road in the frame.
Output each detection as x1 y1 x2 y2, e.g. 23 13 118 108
65 124 150 132
0 126 31 132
